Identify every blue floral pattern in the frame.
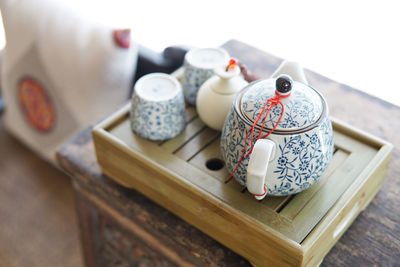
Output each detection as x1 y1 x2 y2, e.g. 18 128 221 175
130 92 185 141
240 80 323 131
181 65 214 105
221 107 333 196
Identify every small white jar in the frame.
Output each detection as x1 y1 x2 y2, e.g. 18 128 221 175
196 65 248 131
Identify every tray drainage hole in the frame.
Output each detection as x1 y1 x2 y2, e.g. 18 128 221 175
205 158 225 171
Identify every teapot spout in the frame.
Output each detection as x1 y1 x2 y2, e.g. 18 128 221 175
271 61 308 85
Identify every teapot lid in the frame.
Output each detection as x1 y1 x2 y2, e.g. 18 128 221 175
238 75 324 131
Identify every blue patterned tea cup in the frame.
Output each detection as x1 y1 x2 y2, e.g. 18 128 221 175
130 73 185 141
221 61 334 199
181 48 230 105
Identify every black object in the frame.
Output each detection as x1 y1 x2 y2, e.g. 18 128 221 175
0 95 3 115
131 45 191 95
205 158 225 171
275 74 293 94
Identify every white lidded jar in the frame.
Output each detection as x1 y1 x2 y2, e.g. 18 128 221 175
196 63 248 131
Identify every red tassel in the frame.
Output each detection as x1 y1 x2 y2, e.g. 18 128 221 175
226 58 238 71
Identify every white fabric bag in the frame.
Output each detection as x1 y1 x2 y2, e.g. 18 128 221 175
0 0 138 163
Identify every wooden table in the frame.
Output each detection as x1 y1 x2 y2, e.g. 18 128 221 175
57 40 400 266
0 109 83 266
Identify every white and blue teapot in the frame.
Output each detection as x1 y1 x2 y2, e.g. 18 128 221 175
221 61 334 199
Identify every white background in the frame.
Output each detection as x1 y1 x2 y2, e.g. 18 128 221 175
1 0 399 106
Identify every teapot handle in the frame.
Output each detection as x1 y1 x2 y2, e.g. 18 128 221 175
271 60 309 85
247 139 276 200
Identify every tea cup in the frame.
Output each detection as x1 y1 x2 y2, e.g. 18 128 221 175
181 48 230 105
130 73 185 141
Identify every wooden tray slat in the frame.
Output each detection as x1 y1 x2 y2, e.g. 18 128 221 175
188 136 292 211
184 106 198 122
188 137 228 182
279 131 378 241
174 127 219 161
280 149 349 219
160 117 205 153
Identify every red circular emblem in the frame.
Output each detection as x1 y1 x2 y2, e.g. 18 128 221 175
18 76 56 133
113 29 131 48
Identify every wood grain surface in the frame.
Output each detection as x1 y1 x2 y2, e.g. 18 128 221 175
57 40 400 267
0 117 83 267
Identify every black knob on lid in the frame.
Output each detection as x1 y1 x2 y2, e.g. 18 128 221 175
275 74 293 95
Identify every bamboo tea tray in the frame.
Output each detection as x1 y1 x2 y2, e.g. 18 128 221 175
92 86 393 266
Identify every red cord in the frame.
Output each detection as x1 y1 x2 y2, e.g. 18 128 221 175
252 185 267 197
225 91 291 197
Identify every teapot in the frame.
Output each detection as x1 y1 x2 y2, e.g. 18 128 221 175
220 61 334 199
